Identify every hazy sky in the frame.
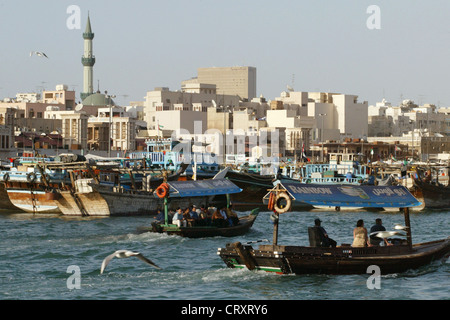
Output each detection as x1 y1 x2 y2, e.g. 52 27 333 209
0 0 449 107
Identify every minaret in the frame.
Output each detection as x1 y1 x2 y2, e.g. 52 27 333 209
80 13 95 101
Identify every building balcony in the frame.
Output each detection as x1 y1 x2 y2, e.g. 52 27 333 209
81 56 96 66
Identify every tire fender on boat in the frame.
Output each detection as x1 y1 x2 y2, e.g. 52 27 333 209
26 172 36 183
3 173 9 182
274 192 291 214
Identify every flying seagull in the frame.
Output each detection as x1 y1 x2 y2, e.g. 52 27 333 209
394 224 409 230
30 51 48 58
370 231 406 239
100 250 161 274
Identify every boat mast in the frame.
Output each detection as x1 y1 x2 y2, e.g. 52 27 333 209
403 207 413 249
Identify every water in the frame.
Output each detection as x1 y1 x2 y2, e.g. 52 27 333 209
0 208 448 300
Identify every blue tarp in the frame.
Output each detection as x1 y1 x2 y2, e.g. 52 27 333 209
280 182 421 208
164 178 242 198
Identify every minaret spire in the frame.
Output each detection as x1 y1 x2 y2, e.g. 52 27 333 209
81 12 95 101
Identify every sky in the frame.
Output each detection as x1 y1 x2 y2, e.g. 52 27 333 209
0 0 449 107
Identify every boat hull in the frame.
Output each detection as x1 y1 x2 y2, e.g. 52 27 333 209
413 179 450 209
0 183 19 210
218 238 450 275
73 183 216 216
5 188 60 213
138 209 259 238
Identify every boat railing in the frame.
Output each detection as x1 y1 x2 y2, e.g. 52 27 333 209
128 151 184 166
301 177 363 184
19 156 54 164
281 163 368 180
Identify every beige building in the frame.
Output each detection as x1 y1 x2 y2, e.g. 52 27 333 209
0 107 15 151
265 109 314 155
185 66 257 101
61 112 89 150
42 85 76 110
143 87 239 131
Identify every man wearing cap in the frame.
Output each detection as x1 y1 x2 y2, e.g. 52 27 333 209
314 218 337 247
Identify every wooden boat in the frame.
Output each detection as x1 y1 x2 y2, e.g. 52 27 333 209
412 167 450 209
137 176 259 237
0 164 71 214
56 169 241 216
266 180 418 212
225 170 313 211
138 208 259 238
0 182 20 211
217 182 450 275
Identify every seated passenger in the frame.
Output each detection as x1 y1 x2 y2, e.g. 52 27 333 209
226 207 239 226
172 208 183 227
154 209 165 224
352 219 371 247
313 218 337 248
212 209 228 227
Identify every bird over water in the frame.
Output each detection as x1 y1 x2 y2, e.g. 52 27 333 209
100 250 161 274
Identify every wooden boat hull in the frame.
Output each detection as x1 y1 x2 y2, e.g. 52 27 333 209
413 178 450 209
81 184 216 216
138 209 259 238
0 183 19 210
5 187 60 213
218 238 450 275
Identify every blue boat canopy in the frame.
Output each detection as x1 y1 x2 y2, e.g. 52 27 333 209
278 182 421 208
162 178 242 198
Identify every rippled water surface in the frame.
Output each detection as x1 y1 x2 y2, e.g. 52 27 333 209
0 208 448 300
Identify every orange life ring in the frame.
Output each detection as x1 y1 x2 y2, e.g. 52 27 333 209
156 183 169 198
267 192 275 211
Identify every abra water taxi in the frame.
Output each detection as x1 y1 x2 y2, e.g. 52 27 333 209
137 177 259 238
217 182 449 275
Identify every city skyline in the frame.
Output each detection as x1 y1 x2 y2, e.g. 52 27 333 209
0 1 449 107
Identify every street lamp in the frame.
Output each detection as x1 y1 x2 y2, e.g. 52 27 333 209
319 113 327 163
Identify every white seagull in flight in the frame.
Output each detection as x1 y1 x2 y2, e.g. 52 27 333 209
100 250 161 274
30 51 48 58
370 231 406 239
394 224 409 230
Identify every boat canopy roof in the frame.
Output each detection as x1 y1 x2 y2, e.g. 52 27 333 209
278 181 421 208
164 178 242 198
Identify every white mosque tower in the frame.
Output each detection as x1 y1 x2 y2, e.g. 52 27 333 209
80 13 95 101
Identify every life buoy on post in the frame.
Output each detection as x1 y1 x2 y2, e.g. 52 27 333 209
156 183 169 198
267 192 275 211
273 192 291 214
27 172 36 183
